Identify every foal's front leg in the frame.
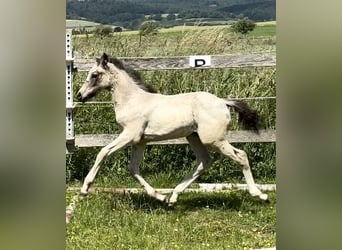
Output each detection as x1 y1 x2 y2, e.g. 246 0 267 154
129 144 167 202
80 131 132 195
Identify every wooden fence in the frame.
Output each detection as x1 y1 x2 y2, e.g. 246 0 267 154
74 53 276 71
67 52 276 151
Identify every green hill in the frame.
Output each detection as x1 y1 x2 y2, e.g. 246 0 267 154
66 0 275 30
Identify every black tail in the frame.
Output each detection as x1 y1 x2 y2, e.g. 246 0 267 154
225 100 260 134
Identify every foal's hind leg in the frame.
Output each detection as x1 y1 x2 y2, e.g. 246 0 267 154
214 140 268 201
129 143 166 202
167 133 211 205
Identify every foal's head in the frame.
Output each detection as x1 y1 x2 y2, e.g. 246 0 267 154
77 53 156 102
77 53 116 102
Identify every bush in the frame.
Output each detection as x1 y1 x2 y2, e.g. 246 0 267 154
94 25 113 38
231 18 256 35
139 21 159 37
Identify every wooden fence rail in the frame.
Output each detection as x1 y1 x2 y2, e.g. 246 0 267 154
74 52 276 71
68 52 276 152
74 130 276 148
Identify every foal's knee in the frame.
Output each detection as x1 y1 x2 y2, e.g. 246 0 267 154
235 150 249 166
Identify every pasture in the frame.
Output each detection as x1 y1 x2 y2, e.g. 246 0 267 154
66 19 101 29
66 23 276 249
66 191 276 249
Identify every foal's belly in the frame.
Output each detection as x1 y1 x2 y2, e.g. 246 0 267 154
142 124 196 142
142 99 196 141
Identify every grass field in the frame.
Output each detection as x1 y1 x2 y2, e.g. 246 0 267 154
66 191 276 249
66 23 276 249
67 19 276 37
66 19 101 29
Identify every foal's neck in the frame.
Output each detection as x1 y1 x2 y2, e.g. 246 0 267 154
111 70 145 106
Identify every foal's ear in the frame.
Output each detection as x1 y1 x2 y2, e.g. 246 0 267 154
101 53 109 67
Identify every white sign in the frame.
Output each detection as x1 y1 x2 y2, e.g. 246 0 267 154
189 55 212 68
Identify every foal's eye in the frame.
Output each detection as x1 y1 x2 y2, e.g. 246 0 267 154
91 73 98 79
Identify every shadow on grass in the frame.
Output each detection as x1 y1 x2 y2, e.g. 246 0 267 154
109 191 274 214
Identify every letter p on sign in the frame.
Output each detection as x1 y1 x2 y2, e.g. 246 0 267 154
189 55 211 68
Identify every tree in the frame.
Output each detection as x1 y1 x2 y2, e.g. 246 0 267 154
231 18 256 35
152 14 163 21
139 21 160 45
113 26 122 32
166 13 176 21
139 21 159 36
94 25 112 38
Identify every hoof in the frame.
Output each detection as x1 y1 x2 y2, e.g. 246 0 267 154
165 195 177 206
258 193 270 203
154 192 167 202
167 200 176 207
80 191 88 197
259 193 268 201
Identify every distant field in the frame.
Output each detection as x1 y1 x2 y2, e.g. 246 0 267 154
67 20 275 38
121 25 229 36
159 22 276 37
256 21 276 26
66 19 101 29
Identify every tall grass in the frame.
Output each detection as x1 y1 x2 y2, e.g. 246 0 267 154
72 68 275 133
72 25 276 57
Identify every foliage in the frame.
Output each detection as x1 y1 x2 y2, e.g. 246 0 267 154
166 13 176 21
93 25 113 38
113 26 122 32
231 18 256 34
139 21 160 37
220 0 276 21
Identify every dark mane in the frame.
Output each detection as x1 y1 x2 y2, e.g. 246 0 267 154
108 57 157 94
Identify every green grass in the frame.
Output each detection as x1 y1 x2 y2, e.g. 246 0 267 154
249 25 276 37
66 191 276 249
67 142 276 188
